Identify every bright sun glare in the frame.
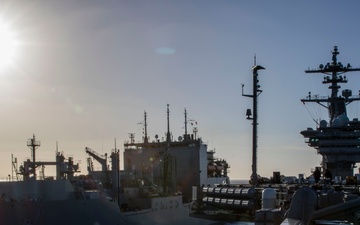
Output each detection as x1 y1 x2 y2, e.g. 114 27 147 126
0 21 18 69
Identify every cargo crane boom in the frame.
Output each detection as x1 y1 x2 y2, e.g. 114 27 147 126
85 147 107 172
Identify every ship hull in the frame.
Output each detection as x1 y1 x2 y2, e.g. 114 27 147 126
0 197 222 225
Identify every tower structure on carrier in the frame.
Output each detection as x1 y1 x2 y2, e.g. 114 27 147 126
300 46 360 179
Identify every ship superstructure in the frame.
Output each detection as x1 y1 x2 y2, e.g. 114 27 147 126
300 46 360 179
0 106 231 225
123 106 230 203
19 135 80 181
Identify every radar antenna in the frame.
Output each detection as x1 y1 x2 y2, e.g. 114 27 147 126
302 45 360 126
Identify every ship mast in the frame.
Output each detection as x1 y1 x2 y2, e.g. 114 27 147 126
166 104 171 143
27 134 41 179
184 108 188 140
143 111 149 144
242 58 265 186
302 45 360 125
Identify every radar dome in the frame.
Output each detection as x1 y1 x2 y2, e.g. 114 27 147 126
338 114 349 126
320 120 327 128
332 118 341 127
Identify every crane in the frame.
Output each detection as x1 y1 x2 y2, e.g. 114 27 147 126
85 147 107 172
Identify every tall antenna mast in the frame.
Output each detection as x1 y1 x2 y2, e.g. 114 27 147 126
242 60 265 186
166 104 171 143
27 134 41 179
143 111 149 144
184 108 188 140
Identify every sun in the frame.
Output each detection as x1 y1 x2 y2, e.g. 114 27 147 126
0 21 18 69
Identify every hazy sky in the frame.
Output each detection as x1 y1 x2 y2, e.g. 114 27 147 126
1 0 360 180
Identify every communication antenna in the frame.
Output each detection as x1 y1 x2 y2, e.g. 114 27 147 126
143 111 148 144
166 104 171 143
184 108 188 139
242 59 265 186
27 134 41 179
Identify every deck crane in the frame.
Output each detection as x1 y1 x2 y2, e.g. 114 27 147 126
85 147 108 172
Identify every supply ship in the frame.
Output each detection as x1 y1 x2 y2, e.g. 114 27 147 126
0 106 230 225
190 46 360 225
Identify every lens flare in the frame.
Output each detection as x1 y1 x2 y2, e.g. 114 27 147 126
0 21 18 69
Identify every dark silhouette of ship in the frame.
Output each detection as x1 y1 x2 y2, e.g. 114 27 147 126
1 106 230 225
